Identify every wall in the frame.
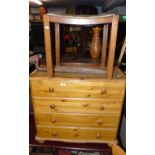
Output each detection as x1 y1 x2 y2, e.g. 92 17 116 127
106 6 126 15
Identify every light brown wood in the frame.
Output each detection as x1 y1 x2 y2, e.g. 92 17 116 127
55 23 60 65
29 66 125 79
61 62 101 67
117 36 126 67
107 15 119 79
35 112 120 128
101 24 109 66
43 14 120 78
112 144 125 155
30 74 125 143
31 13 125 144
55 65 106 75
43 15 53 77
30 79 125 99
36 126 117 142
48 13 113 25
32 97 122 114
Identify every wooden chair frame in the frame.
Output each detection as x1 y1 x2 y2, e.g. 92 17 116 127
43 13 119 79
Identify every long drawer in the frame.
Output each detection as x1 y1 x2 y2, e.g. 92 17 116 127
30 80 125 99
36 126 117 142
35 112 120 128
32 97 122 115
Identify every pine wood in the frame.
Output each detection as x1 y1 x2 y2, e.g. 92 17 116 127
117 36 126 67
32 97 122 114
29 67 125 79
35 112 120 128
30 79 125 99
30 14 126 144
107 15 119 79
30 74 125 143
54 65 106 75
43 15 53 77
112 144 125 155
36 126 117 143
55 23 60 65
43 14 119 79
61 62 101 67
48 13 113 25
101 24 109 66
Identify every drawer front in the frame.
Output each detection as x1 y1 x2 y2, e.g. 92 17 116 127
35 113 120 128
30 80 125 99
36 126 117 142
32 97 122 115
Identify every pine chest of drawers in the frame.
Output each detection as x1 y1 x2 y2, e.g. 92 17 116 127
30 71 125 144
30 14 126 144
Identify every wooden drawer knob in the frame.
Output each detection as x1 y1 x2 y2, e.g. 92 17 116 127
49 88 54 93
96 133 101 139
82 103 88 107
51 118 56 123
99 106 105 111
97 120 103 126
52 131 57 137
101 89 107 94
74 133 79 137
50 104 55 109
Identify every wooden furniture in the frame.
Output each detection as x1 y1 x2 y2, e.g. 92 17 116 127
29 114 112 154
42 14 120 78
29 13 126 144
112 144 125 155
117 36 126 67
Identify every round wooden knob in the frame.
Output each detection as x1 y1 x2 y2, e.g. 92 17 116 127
50 104 55 109
101 89 107 94
51 118 56 123
52 131 57 136
97 120 103 126
96 133 101 139
99 106 105 111
49 88 54 93
82 103 88 107
74 133 79 137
